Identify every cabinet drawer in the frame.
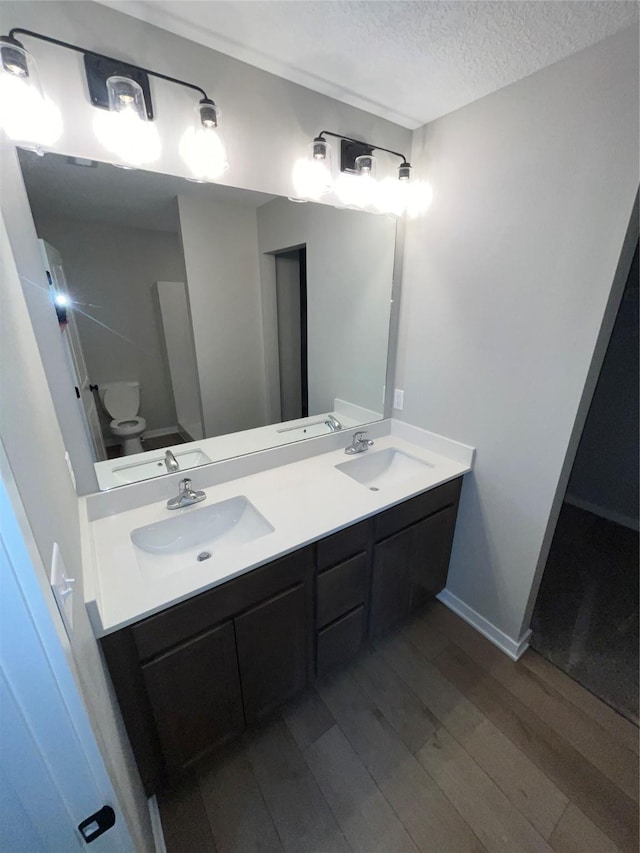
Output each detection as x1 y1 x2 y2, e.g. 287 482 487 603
374 478 461 542
316 552 367 629
317 606 365 678
133 547 313 661
317 519 370 572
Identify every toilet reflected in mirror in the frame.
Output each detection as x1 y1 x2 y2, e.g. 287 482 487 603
99 382 146 455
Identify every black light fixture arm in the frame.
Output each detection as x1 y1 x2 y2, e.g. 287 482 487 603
7 28 211 102
316 129 410 166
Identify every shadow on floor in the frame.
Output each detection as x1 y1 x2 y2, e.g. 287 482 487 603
531 502 639 724
106 432 185 459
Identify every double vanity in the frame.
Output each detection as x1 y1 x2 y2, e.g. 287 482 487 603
83 422 473 794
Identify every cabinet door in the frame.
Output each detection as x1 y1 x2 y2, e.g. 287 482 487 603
142 620 244 775
370 528 413 638
408 505 459 609
370 505 458 638
235 583 309 724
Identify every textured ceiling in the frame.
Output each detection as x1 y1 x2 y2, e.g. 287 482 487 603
99 1 638 128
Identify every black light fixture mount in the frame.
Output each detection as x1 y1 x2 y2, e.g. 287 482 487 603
313 130 411 180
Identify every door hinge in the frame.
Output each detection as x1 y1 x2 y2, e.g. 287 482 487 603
78 805 116 843
89 384 99 393
74 386 80 399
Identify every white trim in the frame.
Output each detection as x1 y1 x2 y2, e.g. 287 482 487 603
564 494 639 532
437 589 532 661
148 796 167 853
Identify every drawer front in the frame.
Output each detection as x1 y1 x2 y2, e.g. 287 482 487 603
133 546 314 661
316 552 367 629
316 606 365 679
374 478 461 542
317 519 370 572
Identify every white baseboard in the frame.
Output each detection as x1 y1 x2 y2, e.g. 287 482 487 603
437 589 532 661
148 795 167 853
564 494 639 532
142 426 180 441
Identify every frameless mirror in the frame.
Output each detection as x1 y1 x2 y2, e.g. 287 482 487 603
18 149 397 490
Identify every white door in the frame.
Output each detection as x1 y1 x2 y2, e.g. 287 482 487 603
0 475 134 851
38 240 107 462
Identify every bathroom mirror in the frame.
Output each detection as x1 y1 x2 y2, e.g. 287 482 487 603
18 149 397 490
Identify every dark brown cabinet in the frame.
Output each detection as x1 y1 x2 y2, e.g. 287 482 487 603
101 478 462 795
369 480 462 639
235 583 309 724
141 620 243 775
102 546 314 793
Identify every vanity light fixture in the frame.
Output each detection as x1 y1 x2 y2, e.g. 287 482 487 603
294 130 431 216
0 28 226 176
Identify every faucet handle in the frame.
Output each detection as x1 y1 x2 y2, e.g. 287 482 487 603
354 431 367 441
180 477 192 492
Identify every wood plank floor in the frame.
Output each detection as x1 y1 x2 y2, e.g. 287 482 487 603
158 601 639 853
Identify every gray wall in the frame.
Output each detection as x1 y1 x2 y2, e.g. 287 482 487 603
566 245 639 529
257 197 395 419
396 26 639 644
0 0 410 845
178 195 267 436
34 214 186 435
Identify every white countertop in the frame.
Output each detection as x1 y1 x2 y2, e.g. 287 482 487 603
85 426 473 637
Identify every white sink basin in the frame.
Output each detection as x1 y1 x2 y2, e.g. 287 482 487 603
130 496 274 577
113 449 212 484
335 447 434 490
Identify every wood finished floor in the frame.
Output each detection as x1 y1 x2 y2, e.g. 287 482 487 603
157 601 639 853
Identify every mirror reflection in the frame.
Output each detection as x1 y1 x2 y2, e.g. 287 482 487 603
18 150 397 490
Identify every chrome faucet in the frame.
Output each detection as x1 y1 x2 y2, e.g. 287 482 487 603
345 431 374 455
325 414 342 432
164 450 179 472
167 478 206 510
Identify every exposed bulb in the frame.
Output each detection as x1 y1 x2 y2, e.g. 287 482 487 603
0 40 62 148
180 125 228 181
93 108 161 166
312 136 329 161
405 180 434 218
334 172 376 208
374 176 407 216
355 152 375 176
93 76 160 166
292 156 332 200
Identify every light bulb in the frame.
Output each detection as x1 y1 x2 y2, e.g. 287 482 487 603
292 157 332 200
93 76 160 166
406 180 434 218
334 172 376 208
374 177 407 216
180 100 228 181
0 39 62 148
355 152 375 176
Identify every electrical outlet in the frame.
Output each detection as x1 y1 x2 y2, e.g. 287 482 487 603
393 388 404 410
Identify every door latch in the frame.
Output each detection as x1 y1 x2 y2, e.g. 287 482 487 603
78 805 116 843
